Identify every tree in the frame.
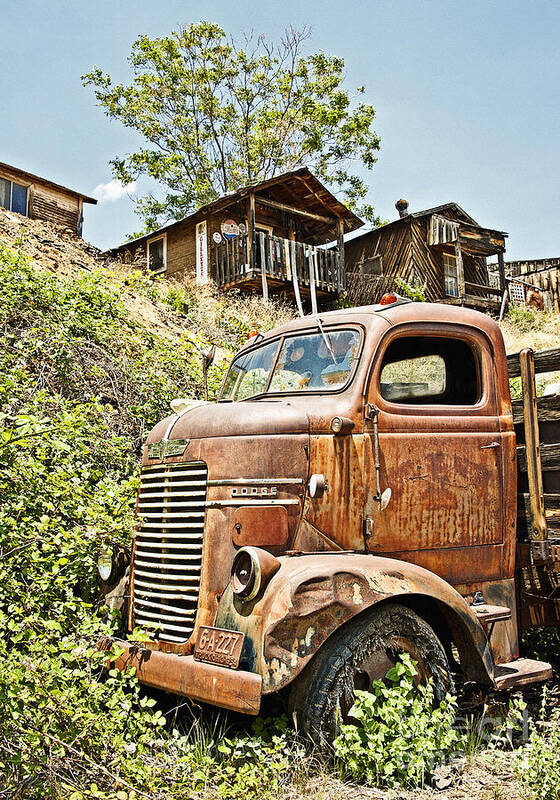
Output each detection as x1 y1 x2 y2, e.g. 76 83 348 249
83 22 381 232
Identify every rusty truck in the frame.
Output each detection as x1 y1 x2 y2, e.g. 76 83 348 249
100 296 560 737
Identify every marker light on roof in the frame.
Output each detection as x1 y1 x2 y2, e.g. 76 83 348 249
380 293 398 305
246 329 260 340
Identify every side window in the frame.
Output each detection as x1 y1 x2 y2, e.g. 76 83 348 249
0 178 10 209
362 255 382 276
0 178 28 216
443 253 458 297
379 336 480 405
147 235 166 273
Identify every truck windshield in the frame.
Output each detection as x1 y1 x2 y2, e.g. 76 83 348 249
220 329 361 401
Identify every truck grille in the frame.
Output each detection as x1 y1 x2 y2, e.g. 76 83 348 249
132 461 208 643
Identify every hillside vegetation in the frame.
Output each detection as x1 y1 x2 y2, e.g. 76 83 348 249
1 211 559 800
0 215 297 799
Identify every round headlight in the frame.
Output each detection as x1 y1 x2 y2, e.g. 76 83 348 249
231 547 262 601
97 547 113 582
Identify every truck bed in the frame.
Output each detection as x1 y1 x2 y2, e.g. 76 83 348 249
508 347 560 537
507 346 560 628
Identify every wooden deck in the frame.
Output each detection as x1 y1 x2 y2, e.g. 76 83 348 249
211 231 343 299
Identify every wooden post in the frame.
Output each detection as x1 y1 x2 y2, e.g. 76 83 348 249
309 246 318 315
259 231 269 303
497 250 508 315
454 239 465 301
497 250 506 293
336 218 345 292
519 348 547 547
247 193 255 276
290 239 304 317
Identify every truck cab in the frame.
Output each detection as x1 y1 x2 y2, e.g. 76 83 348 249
103 298 554 736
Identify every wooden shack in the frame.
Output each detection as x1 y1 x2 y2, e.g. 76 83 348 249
0 162 97 236
504 258 560 313
109 169 363 307
345 200 508 312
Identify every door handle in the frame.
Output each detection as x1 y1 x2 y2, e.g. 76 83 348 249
480 441 500 449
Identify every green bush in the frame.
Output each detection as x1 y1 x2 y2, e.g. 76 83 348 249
333 654 460 789
0 244 298 798
395 277 427 302
515 693 560 800
506 305 545 333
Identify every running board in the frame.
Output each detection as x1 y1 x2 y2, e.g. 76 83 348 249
472 604 511 624
494 657 552 690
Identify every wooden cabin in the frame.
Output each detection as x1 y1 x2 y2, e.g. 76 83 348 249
345 200 508 312
0 161 97 236
109 169 363 307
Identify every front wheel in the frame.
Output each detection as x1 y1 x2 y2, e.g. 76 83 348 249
288 602 453 742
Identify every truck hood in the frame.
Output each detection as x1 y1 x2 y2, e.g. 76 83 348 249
146 399 310 444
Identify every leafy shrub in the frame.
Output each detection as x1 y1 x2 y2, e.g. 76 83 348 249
0 243 296 797
395 277 427 302
506 305 545 333
333 654 460 789
515 692 560 800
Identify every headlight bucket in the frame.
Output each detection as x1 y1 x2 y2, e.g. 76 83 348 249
231 546 280 602
97 543 130 586
97 545 114 582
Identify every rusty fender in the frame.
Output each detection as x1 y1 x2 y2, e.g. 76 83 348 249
215 554 494 693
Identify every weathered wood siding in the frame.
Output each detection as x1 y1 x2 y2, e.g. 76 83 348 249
346 212 491 306
165 221 197 277
344 219 412 305
507 258 560 313
0 164 82 232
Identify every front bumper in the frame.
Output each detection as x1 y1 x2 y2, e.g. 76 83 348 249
101 638 262 715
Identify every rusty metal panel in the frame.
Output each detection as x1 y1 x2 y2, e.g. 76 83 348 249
233 506 289 548
298 433 366 552
103 638 262 714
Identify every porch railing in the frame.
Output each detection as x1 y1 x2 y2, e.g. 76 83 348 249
211 231 343 293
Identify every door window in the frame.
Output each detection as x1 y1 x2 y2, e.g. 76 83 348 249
379 336 480 405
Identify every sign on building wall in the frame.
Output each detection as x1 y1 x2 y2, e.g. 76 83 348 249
196 220 208 285
221 219 240 240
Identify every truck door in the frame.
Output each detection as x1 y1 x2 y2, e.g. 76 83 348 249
364 323 505 586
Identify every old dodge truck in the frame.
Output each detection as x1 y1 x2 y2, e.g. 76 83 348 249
101 296 560 737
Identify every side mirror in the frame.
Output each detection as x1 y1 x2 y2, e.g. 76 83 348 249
203 345 216 370
202 346 216 400
380 487 392 511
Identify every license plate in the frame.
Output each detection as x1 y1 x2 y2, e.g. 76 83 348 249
194 626 244 669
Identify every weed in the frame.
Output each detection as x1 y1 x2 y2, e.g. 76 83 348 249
515 690 560 800
333 653 460 789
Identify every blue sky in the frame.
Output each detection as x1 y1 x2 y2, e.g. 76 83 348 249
1 0 558 259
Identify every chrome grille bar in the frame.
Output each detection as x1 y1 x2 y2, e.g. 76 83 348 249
132 460 207 643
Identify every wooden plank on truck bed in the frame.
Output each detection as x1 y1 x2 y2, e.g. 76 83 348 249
518 443 560 471
520 493 560 527
512 394 560 424
508 347 560 378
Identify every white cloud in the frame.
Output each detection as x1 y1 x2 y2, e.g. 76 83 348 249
93 178 136 203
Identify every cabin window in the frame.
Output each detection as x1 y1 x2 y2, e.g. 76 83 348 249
379 335 480 405
362 255 383 276
443 253 458 297
0 178 28 216
147 234 166 273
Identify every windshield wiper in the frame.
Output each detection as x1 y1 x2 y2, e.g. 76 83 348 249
316 316 338 366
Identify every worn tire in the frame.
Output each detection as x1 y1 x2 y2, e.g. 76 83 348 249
288 601 453 742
